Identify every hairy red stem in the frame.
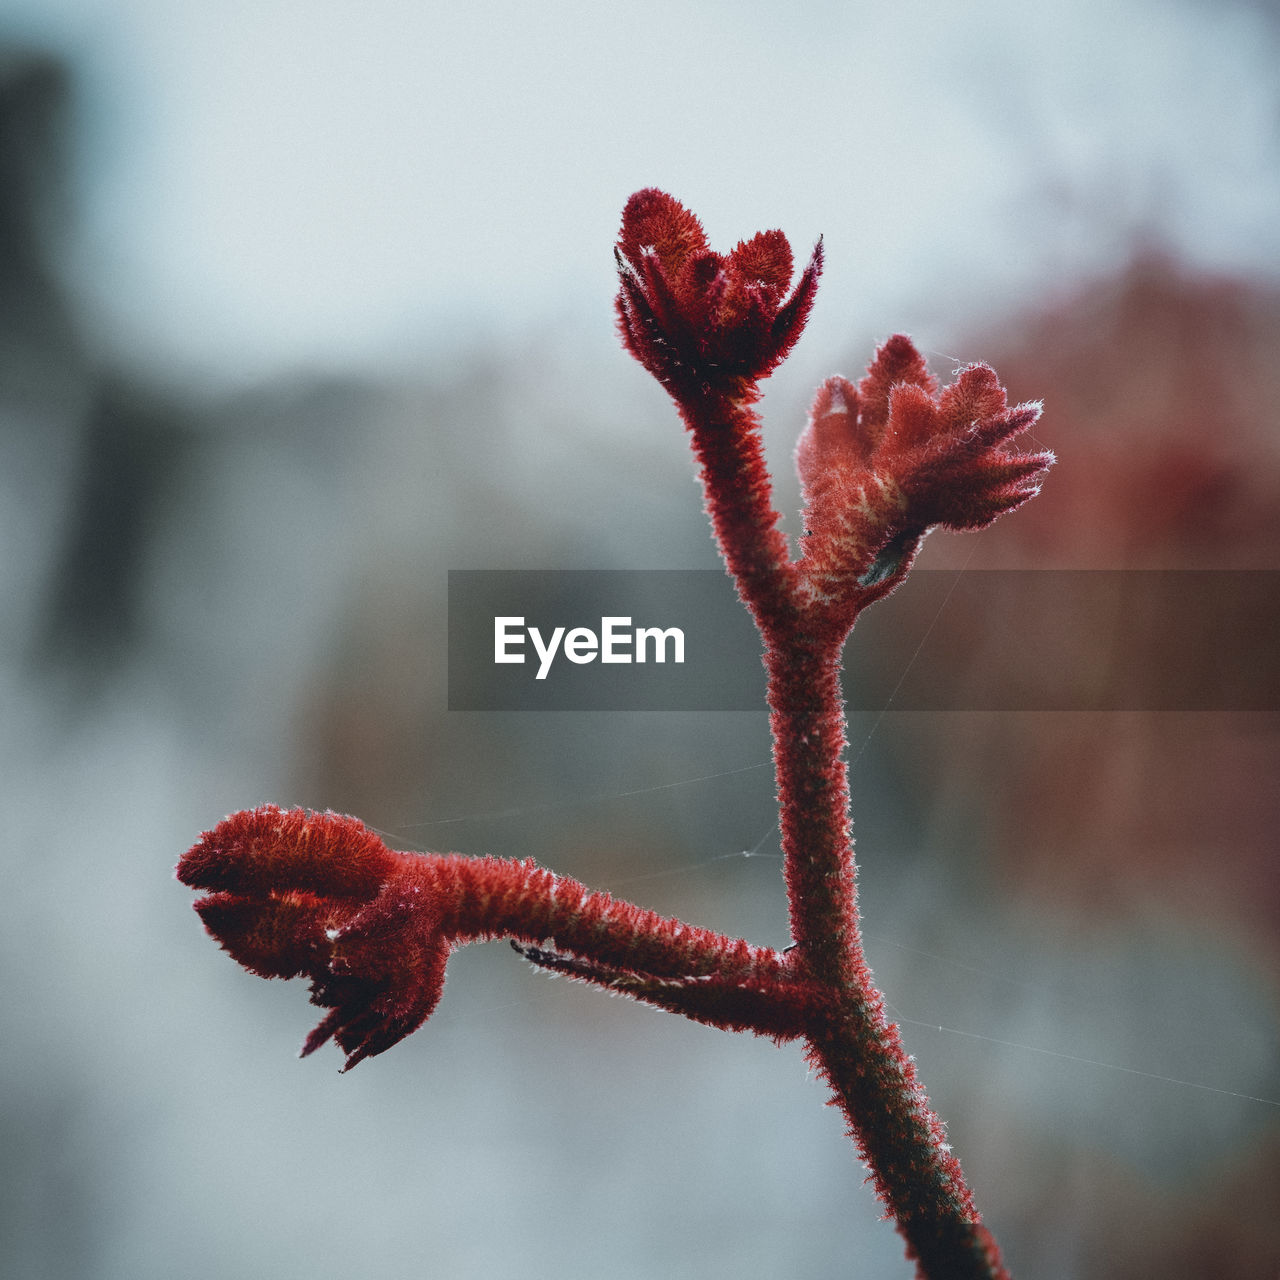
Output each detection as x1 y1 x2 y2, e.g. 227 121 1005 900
428 853 780 982
765 639 1007 1279
681 397 802 634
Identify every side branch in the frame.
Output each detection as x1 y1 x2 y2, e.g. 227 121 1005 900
512 942 817 1040
177 806 805 1062
424 851 786 985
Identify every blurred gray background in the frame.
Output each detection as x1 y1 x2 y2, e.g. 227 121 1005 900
2 1 1278 1276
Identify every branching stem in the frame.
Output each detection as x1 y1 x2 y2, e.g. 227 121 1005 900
677 385 1008 1279
180 189 1052 1280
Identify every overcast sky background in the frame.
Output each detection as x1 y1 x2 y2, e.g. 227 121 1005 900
2 0 1278 388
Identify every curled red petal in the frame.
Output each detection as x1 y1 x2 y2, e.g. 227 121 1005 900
934 481 1046 530
971 400 1043 448
936 363 1008 433
178 804 398 900
885 382 940 452
729 229 794 303
304 904 451 1071
639 246 692 338
717 279 782 370
300 867 451 1068
617 188 708 277
857 334 937 435
811 374 860 427
194 889 330 979
797 375 865 495
767 238 823 372
682 251 727 336
615 261 669 379
908 448 1055 530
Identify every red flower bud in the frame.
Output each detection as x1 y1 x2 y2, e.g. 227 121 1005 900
179 806 449 1070
796 335 1053 604
615 188 822 402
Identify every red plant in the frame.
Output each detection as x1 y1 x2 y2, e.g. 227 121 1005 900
178 189 1052 1279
